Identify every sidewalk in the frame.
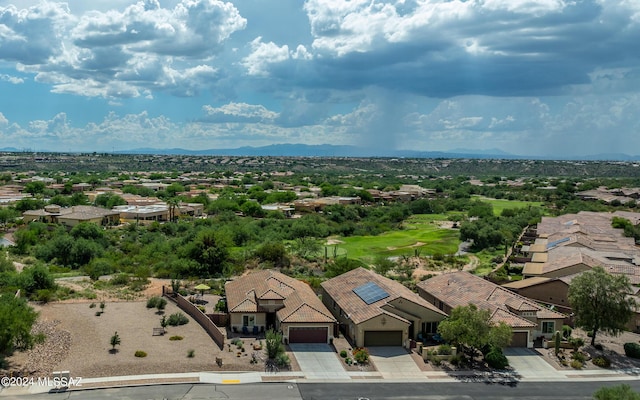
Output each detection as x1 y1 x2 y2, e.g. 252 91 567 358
2 362 640 396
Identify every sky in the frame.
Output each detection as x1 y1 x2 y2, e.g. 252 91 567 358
0 0 639 158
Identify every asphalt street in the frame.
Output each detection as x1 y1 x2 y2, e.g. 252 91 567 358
4 381 640 400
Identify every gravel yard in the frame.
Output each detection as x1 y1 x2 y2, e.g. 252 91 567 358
4 300 298 379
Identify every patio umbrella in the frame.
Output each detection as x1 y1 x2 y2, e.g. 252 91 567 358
194 283 210 296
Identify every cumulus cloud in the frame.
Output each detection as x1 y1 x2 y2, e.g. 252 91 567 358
242 37 312 76
200 102 278 123
0 73 23 84
0 2 72 64
1 0 246 98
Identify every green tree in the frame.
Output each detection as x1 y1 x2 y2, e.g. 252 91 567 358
593 384 640 400
437 304 512 359
109 331 121 352
14 198 45 213
568 267 636 346
94 193 127 209
12 228 38 254
0 295 39 354
24 181 46 195
19 265 56 296
185 229 231 276
254 241 289 268
0 208 19 228
240 201 265 217
290 237 322 260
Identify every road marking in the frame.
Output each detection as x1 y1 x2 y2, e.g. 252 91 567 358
222 379 240 384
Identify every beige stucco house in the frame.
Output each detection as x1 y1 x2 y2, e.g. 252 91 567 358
417 271 566 348
321 267 447 348
22 205 120 227
225 270 336 344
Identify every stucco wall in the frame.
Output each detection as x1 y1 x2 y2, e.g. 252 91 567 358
355 314 408 347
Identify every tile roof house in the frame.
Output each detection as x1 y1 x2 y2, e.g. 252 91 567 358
504 274 640 333
522 211 640 284
225 270 336 344
321 267 447 348
417 271 565 348
22 205 120 227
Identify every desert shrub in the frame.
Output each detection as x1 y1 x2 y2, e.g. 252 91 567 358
134 350 147 358
592 356 611 368
95 311 102 316
89 303 96 308
275 353 290 368
167 312 189 326
594 343 604 351
169 336 183 341
197 305 205 312
562 325 572 339
265 329 284 359
571 352 586 363
570 360 583 369
156 297 167 310
110 273 130 286
353 348 369 364
34 289 54 303
624 342 640 359
593 384 640 400
568 337 584 351
485 349 509 369
345 357 353 365
339 350 348 358
215 299 226 312
437 344 452 355
187 349 195 358
449 353 466 367
146 296 161 308
428 355 442 366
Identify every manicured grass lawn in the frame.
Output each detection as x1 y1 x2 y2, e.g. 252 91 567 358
325 214 460 262
473 196 545 216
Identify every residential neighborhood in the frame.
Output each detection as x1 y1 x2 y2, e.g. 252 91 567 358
1 156 640 398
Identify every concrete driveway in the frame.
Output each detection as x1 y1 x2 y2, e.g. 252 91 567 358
368 347 424 380
289 343 350 380
503 347 560 380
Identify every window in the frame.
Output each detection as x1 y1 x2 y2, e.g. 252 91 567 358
422 321 439 334
541 321 554 334
242 315 255 327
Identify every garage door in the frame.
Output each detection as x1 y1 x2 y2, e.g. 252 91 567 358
509 332 529 347
289 327 328 343
364 331 403 346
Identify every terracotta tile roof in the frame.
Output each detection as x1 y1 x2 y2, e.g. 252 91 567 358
491 308 536 328
417 271 564 328
321 267 446 325
502 277 551 289
524 245 640 281
225 270 335 323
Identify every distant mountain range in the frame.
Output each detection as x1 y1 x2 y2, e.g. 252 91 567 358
2 144 639 161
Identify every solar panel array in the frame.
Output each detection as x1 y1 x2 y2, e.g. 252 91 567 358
353 281 390 305
547 237 570 249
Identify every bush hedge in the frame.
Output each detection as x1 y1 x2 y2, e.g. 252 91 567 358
134 350 147 358
592 356 611 368
624 342 640 359
167 312 189 326
485 349 509 369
